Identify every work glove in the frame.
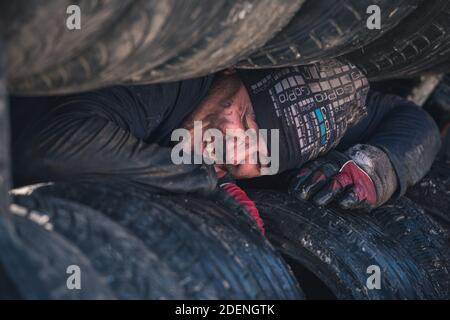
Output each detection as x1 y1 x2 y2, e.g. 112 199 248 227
217 174 265 234
288 144 398 211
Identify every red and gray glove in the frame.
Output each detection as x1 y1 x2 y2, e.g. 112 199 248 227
218 174 265 234
288 144 398 211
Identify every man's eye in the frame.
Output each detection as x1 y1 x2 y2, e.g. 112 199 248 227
222 99 232 108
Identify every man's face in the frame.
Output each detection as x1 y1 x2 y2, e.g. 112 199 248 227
181 71 268 179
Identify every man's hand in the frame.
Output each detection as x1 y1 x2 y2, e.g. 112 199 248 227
288 145 398 211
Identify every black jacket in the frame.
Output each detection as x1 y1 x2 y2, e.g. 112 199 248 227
10 75 441 197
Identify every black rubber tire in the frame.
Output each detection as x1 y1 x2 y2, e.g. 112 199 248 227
345 0 450 80
25 181 304 300
428 59 450 75
122 0 306 85
443 131 450 164
237 0 421 68
407 160 450 232
5 0 133 80
370 196 450 299
441 124 450 164
9 0 304 95
0 40 10 216
12 189 186 299
6 204 115 299
0 41 20 299
0 261 21 299
248 190 443 299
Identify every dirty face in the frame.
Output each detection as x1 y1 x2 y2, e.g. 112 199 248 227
181 71 268 179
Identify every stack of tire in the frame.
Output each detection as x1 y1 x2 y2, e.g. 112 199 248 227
3 182 303 299
2 0 305 94
3 157 450 299
248 183 450 299
2 0 449 95
1 0 450 299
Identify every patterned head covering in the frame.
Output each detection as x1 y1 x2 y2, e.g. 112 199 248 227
237 59 370 173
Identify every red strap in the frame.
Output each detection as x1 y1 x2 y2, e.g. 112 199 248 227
221 183 265 235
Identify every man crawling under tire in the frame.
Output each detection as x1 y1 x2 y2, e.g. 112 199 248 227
10 59 441 234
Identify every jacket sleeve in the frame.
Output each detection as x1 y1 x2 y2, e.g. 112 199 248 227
337 91 441 196
12 94 217 195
